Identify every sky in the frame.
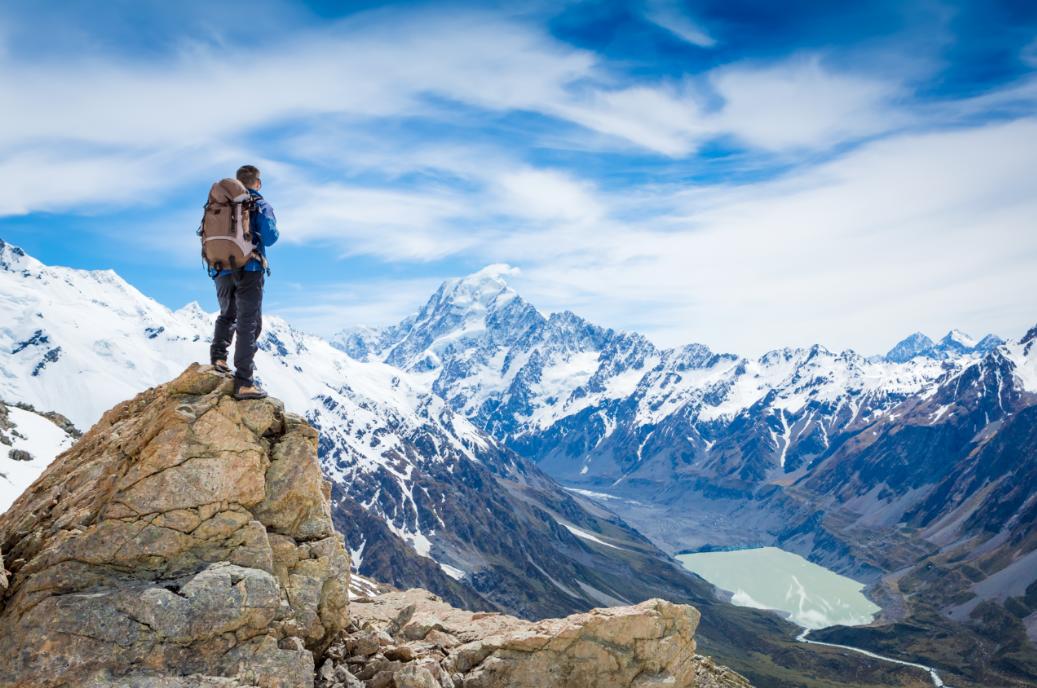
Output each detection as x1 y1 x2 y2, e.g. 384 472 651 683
1 0 1036 357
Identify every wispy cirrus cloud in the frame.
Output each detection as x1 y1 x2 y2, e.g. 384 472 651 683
0 5 915 208
708 56 905 150
642 0 717 48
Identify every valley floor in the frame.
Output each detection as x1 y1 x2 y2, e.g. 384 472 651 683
567 485 1037 688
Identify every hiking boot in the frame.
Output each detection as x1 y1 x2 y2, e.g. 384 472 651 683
233 382 268 401
212 360 231 375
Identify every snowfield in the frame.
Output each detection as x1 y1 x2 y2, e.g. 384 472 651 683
0 405 75 513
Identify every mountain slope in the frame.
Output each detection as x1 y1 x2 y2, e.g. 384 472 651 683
797 331 1037 685
0 239 721 619
0 399 77 513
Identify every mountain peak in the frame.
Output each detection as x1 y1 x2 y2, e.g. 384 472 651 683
885 329 1004 362
885 332 935 363
975 333 1006 352
0 238 39 273
437 263 521 310
941 329 977 350
461 262 520 284
1022 324 1037 347
174 300 209 321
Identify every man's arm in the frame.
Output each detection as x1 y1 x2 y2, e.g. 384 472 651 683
255 199 279 248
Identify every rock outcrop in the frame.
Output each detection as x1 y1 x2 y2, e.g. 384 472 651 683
0 364 350 687
318 588 751 688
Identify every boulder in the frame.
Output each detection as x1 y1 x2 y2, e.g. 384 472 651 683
0 364 350 688
323 588 752 688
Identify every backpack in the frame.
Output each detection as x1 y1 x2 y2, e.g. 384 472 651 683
198 178 257 272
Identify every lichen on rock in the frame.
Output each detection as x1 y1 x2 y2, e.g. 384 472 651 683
0 364 350 688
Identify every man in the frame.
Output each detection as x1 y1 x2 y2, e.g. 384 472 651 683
209 164 279 400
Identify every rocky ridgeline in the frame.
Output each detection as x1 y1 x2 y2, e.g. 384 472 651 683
321 589 750 688
0 365 749 688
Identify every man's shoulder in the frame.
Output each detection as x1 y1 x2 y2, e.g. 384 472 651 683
251 192 274 212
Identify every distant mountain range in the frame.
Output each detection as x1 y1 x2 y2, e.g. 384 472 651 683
883 329 1004 363
3 239 1035 687
332 263 1037 687
330 265 1022 513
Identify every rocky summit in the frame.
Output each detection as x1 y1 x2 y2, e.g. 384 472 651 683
0 364 748 688
0 364 351 687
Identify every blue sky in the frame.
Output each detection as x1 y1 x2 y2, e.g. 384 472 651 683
2 0 1036 355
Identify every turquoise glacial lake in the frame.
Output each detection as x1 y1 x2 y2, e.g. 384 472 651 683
677 546 880 629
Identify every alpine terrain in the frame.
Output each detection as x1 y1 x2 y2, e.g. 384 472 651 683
0 238 939 687
333 264 1037 687
0 363 753 688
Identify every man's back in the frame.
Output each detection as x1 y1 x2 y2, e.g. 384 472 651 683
208 165 276 400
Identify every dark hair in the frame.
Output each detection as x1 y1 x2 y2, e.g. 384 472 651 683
236 165 261 188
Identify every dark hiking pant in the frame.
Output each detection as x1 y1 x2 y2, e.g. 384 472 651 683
210 270 264 386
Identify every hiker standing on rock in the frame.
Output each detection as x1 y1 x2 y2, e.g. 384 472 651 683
198 164 279 400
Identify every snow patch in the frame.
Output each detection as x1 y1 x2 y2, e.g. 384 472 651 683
561 522 623 550
0 407 75 513
439 562 466 580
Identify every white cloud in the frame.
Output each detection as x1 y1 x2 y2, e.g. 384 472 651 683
643 0 717 48
276 182 478 261
495 117 1037 355
551 84 709 156
0 8 600 216
0 145 239 216
0 5 917 222
0 10 593 152
709 56 904 150
492 168 603 222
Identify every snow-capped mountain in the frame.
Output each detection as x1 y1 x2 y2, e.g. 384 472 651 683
0 239 717 619
331 266 997 499
333 263 1035 550
883 332 936 363
790 323 1037 680
884 329 1004 363
334 265 657 439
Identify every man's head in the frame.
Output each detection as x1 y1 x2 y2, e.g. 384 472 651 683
236 165 262 191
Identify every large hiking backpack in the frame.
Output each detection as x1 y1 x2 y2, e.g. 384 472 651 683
198 178 257 272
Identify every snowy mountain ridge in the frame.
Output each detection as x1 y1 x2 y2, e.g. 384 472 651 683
330 265 1011 489
884 328 1004 363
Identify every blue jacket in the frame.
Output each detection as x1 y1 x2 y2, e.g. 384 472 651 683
210 189 279 278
